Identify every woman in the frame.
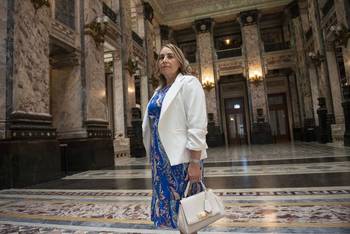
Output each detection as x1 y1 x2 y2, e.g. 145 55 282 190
142 43 208 232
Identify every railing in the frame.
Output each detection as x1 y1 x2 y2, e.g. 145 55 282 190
132 31 143 47
322 0 334 17
264 42 291 52
103 2 117 23
216 48 242 59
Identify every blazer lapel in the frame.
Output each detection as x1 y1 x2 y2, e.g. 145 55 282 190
159 73 185 121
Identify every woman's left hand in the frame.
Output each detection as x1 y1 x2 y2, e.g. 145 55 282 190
187 162 201 182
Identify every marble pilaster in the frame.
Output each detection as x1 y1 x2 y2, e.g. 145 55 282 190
290 10 314 122
308 66 320 126
240 11 268 123
0 0 7 139
120 0 135 127
113 49 130 157
84 0 108 125
334 0 350 83
194 18 218 124
308 0 334 115
287 73 301 129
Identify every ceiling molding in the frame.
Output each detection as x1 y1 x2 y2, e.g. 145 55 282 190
148 0 293 27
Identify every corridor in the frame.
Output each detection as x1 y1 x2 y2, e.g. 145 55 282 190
0 142 349 233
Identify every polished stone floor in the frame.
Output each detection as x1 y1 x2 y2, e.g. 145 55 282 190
0 142 349 233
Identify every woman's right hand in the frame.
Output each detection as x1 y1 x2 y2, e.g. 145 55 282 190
187 162 201 182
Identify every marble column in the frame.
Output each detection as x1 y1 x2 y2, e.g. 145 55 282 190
141 1 154 115
240 10 272 144
327 43 346 144
8 0 55 139
288 1 316 140
0 0 61 188
194 18 218 125
334 0 350 83
83 0 110 136
120 0 135 127
287 73 302 140
334 0 350 145
0 0 7 139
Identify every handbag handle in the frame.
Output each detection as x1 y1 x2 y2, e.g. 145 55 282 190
184 181 206 198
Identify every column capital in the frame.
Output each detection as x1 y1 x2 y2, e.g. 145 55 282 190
193 18 214 34
239 10 259 26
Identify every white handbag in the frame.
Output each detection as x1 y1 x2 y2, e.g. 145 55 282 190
177 181 225 234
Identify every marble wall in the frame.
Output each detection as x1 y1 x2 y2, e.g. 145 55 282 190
12 0 51 115
0 0 7 139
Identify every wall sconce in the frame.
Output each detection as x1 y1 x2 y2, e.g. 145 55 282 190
85 16 109 46
31 0 50 11
202 80 215 92
249 74 263 86
330 23 350 48
308 51 325 66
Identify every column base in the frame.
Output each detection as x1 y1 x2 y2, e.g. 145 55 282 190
331 124 345 146
0 139 61 189
113 137 130 161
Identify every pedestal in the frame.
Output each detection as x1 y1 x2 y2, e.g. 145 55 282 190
317 97 331 143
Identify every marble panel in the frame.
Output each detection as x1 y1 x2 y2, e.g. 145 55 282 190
85 37 108 121
51 66 85 138
216 58 244 76
12 0 51 114
309 67 320 126
326 50 344 124
113 51 126 138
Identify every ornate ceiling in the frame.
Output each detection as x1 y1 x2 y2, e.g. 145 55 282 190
146 0 293 28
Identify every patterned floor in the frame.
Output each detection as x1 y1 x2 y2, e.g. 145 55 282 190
0 142 350 233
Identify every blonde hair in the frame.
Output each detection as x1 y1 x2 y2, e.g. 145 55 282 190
155 43 192 88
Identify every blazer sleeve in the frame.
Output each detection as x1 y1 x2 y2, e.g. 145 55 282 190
182 76 208 151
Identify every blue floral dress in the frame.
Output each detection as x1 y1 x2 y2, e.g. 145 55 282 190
148 85 203 228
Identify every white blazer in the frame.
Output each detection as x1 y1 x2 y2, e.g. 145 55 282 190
142 73 208 166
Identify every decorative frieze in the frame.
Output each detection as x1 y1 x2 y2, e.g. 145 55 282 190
216 58 244 76
51 20 76 49
264 50 295 70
